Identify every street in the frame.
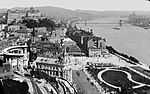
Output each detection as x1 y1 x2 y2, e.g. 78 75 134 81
72 70 100 94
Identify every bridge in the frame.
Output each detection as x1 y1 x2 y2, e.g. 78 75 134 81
76 19 128 25
76 22 128 25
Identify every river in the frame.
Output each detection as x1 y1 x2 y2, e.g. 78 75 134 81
77 17 150 65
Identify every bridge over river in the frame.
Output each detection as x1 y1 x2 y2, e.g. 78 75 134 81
76 19 128 25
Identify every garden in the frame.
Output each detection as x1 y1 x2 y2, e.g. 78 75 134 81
101 70 138 87
86 66 150 94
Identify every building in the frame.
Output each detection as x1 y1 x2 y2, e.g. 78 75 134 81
7 9 26 24
35 57 72 82
15 28 31 36
62 37 76 47
34 27 47 33
80 35 108 57
49 28 65 44
87 36 108 57
0 44 29 76
36 57 64 77
67 44 82 56
128 12 137 23
30 34 41 43
6 23 28 32
128 12 150 27
13 29 31 42
6 25 20 31
26 7 41 17
6 7 41 24
88 46 102 57
88 37 106 49
30 41 62 58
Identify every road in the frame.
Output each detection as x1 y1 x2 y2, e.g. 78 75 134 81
72 70 100 94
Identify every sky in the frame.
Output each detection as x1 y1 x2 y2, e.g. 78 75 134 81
1 0 150 11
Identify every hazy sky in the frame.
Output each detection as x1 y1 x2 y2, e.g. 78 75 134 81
1 0 150 11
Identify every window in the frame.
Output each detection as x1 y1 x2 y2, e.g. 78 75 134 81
53 67 55 70
45 59 48 62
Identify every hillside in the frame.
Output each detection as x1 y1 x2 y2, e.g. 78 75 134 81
10 6 98 21
0 8 7 13
1 6 150 22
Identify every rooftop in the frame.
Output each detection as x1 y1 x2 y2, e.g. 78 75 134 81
68 44 81 52
35 57 64 66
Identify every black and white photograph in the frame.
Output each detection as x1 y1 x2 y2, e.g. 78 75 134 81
0 0 150 94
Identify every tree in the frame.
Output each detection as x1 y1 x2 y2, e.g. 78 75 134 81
22 19 38 29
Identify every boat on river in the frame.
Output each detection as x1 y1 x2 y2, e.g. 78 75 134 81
144 27 149 29
113 26 120 30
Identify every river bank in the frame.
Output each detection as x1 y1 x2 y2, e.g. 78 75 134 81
76 17 150 66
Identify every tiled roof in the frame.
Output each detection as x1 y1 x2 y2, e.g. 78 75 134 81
35 57 63 66
68 45 81 52
92 37 102 41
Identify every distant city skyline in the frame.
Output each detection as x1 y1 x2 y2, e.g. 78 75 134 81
0 0 150 11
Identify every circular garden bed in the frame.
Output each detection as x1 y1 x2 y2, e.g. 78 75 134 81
86 67 150 93
101 70 138 87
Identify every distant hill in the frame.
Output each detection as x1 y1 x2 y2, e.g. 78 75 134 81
0 8 7 13
74 9 150 18
1 6 150 22
35 6 100 21
10 6 98 21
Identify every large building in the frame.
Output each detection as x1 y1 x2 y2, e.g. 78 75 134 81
35 57 72 82
128 12 150 27
30 41 62 58
80 36 108 57
36 57 64 77
6 7 41 24
7 10 26 24
88 37 108 57
26 7 41 17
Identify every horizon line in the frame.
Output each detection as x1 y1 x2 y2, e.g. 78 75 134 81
0 5 150 12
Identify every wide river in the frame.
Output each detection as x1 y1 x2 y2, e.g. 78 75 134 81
77 17 150 65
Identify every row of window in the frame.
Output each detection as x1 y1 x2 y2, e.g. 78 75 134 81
37 64 63 71
40 70 63 77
